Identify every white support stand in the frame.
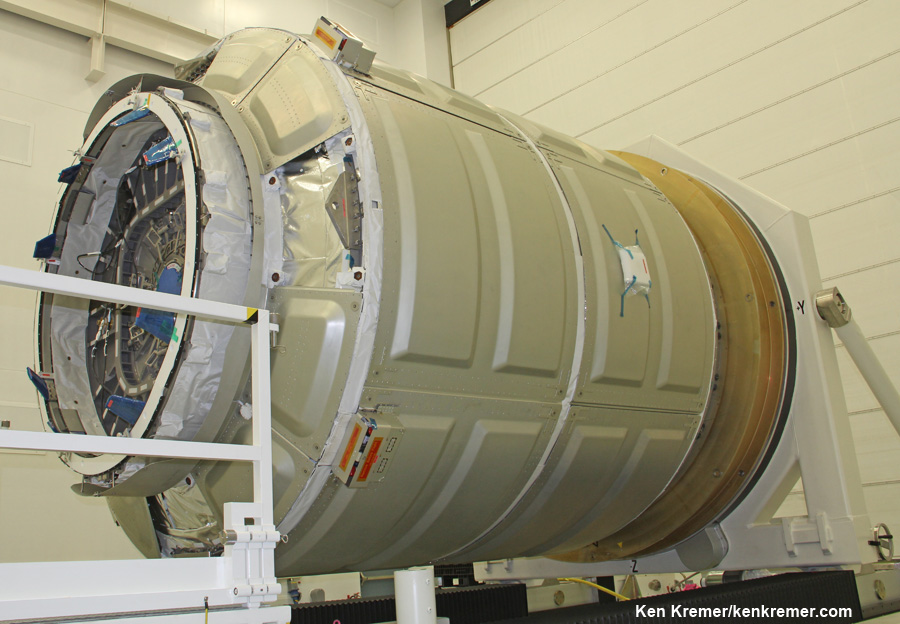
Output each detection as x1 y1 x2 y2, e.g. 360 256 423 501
0 265 290 624
394 567 437 624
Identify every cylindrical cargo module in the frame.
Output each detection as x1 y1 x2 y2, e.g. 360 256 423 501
34 27 793 574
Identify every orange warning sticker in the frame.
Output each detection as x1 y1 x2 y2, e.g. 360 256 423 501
357 437 383 482
315 27 337 50
339 424 362 471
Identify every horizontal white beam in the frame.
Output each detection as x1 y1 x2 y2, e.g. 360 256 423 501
1 558 244 617
0 0 217 64
0 0 100 38
0 429 259 461
0 265 257 324
104 1 219 65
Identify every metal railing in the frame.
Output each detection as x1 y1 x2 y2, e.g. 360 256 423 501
0 264 289 623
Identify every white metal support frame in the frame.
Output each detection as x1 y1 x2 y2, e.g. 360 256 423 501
0 265 290 624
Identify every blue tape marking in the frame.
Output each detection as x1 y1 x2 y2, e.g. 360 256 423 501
58 164 80 184
143 136 178 166
602 224 633 259
106 395 146 426
156 266 182 294
26 367 49 401
134 267 182 342
33 234 57 259
111 107 151 127
620 275 637 317
135 308 174 342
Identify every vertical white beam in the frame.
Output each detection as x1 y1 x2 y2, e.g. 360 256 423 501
251 310 274 525
86 34 106 82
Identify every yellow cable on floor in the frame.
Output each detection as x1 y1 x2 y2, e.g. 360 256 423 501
558 577 630 602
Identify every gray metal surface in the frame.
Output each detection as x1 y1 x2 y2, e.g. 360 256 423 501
37 26 797 578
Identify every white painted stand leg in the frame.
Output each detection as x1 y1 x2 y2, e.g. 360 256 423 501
836 318 900 438
394 567 437 624
816 287 900 439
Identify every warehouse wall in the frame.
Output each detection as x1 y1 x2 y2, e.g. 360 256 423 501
0 0 448 562
449 0 900 533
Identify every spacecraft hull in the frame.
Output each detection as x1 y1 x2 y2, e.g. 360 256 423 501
35 27 790 574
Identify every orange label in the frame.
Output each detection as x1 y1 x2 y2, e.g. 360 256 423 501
339 424 362 471
315 27 337 50
357 437 382 482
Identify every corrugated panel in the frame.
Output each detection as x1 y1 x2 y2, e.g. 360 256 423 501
586 2 900 154
810 192 900 279
448 0 563 64
452 0 645 97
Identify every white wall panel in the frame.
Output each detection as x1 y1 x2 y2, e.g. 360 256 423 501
680 54 900 181
453 0 643 97
811 192 900 279
533 0 860 140
450 0 900 536
584 3 900 159
749 125 900 221
120 0 227 37
850 411 900 484
461 0 739 116
449 0 564 65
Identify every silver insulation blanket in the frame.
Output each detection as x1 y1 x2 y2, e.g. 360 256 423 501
280 153 345 289
155 103 252 440
51 121 163 432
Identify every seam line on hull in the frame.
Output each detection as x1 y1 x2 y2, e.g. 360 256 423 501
438 112 587 560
